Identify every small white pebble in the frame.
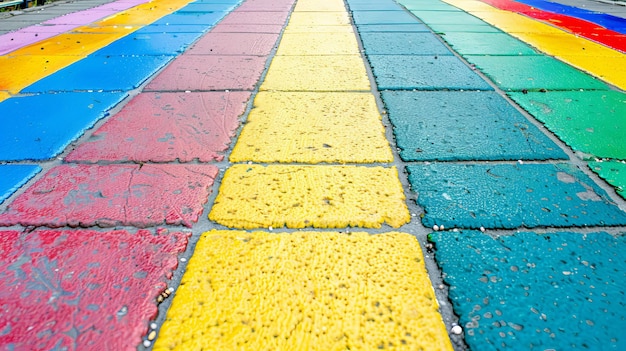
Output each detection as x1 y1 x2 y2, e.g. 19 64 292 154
480 226 486 232
411 213 416 217
225 89 230 92
439 224 445 231
168 287 175 293
518 160 524 165
453 228 459 232
433 225 439 231
451 325 463 335
150 322 157 329
185 90 191 93
180 257 187 262
438 284 445 290
143 340 151 347
268 226 273 231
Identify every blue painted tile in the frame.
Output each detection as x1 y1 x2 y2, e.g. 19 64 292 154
0 165 41 203
93 32 202 56
133 24 210 34
0 93 126 160
356 23 431 32
178 3 237 12
351 10 419 24
430 230 626 351
407 163 626 229
367 55 493 90
152 11 226 26
381 91 567 161
21 55 173 93
360 32 453 55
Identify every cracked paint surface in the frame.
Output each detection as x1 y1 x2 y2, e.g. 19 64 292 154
0 228 188 351
154 230 453 351
0 164 218 228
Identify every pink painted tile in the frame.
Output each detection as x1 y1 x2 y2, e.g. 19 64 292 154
0 27 74 55
0 228 188 351
236 0 295 11
0 164 218 228
67 92 251 163
209 24 284 33
218 11 290 25
144 55 267 91
187 32 279 55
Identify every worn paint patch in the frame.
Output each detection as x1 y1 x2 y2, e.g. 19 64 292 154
0 164 218 228
209 165 410 229
381 90 567 161
275 32 361 55
590 161 626 200
230 92 393 163
439 32 539 56
260 55 371 91
0 165 41 204
0 92 126 161
367 55 493 90
0 228 188 350
508 90 626 159
466 55 609 91
430 230 626 351
21 55 173 93
407 163 626 229
67 92 251 163
359 32 453 55
144 55 267 91
186 32 280 56
154 230 453 351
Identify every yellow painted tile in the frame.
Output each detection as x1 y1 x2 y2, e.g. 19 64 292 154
560 55 626 88
294 0 347 12
230 92 393 164
466 9 563 34
260 55 370 91
71 25 140 34
209 165 411 229
0 55 81 93
154 230 453 351
96 0 192 26
276 32 360 55
509 32 623 57
287 12 351 26
12 33 126 56
284 24 354 33
0 91 9 103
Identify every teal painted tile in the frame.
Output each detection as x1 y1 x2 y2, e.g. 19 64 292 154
0 165 41 203
0 93 126 160
441 32 539 56
381 91 567 161
429 23 503 33
467 56 609 91
430 230 626 351
352 10 419 24
367 55 493 90
347 1 406 10
360 32 452 55
407 163 626 229
508 91 626 159
399 0 463 11
356 24 431 32
590 161 626 200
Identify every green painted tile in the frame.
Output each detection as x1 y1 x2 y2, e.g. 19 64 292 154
409 10 488 25
509 91 626 159
590 160 626 199
441 32 539 56
429 24 503 33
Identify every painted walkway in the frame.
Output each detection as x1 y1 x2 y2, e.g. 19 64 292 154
0 0 625 349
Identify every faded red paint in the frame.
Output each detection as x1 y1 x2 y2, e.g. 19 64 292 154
0 228 189 350
67 92 251 163
144 55 268 91
0 164 218 228
187 32 280 56
481 0 626 52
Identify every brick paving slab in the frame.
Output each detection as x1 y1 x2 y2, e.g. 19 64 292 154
381 90 568 161
0 164 218 228
154 231 453 351
186 32 279 55
0 165 41 204
509 90 626 160
21 55 173 93
359 32 454 55
67 91 251 163
0 92 126 161
429 230 626 351
408 163 626 229
0 228 188 351
366 55 493 90
144 55 268 92
209 165 410 229
590 161 626 200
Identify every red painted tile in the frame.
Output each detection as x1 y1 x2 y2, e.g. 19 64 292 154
210 24 285 33
0 164 218 228
0 228 188 351
144 55 267 91
218 11 290 25
186 33 279 55
67 92 250 163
